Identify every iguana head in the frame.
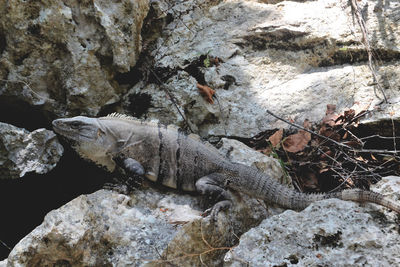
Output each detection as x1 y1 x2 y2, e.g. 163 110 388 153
53 116 119 171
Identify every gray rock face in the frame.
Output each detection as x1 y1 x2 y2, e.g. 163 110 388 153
224 176 400 267
218 138 288 185
135 0 400 137
0 122 63 179
4 133 283 266
6 189 182 266
0 0 149 116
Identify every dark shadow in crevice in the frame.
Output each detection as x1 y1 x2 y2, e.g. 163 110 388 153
0 96 54 131
0 33 6 55
114 66 143 87
0 140 111 259
183 56 207 85
126 93 153 118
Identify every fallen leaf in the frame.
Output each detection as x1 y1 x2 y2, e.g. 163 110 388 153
257 147 272 155
319 168 330 174
283 130 311 153
322 104 339 127
326 104 336 115
197 83 215 104
303 119 312 129
319 126 341 141
269 129 283 148
355 156 367 163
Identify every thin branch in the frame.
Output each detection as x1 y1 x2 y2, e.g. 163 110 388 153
349 0 387 102
352 148 399 154
147 68 193 132
328 166 357 193
360 134 400 140
0 239 11 251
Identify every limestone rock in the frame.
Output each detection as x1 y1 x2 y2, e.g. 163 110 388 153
0 0 149 116
137 0 400 138
218 138 287 185
6 189 189 266
4 129 284 266
224 176 400 267
0 122 63 179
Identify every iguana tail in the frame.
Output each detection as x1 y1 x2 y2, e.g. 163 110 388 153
227 164 400 213
337 189 400 213
284 188 400 213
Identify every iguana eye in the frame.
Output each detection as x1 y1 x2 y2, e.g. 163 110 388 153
70 121 82 129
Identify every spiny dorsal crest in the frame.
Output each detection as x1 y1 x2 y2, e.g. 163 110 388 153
105 112 138 121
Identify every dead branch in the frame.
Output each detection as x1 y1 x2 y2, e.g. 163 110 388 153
349 0 388 102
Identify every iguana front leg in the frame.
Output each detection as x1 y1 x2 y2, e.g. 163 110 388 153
114 156 145 176
105 156 145 193
195 173 234 218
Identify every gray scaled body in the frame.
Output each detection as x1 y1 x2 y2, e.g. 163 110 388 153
52 113 400 215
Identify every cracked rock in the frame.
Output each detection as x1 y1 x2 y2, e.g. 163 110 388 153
0 122 63 179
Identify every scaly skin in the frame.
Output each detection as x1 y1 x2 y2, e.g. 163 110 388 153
52 113 400 214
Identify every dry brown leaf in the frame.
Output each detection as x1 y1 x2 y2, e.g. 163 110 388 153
257 147 272 155
322 104 339 127
282 130 311 153
319 127 341 141
269 129 283 148
319 168 330 174
326 104 336 115
197 83 215 104
355 156 367 162
303 119 312 129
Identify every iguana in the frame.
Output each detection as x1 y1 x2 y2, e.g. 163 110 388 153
52 113 400 216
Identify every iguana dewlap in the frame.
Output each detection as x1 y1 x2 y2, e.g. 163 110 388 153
52 113 400 216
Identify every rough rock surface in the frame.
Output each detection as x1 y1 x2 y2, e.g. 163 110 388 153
0 0 149 116
4 134 283 266
130 0 400 137
2 0 400 264
0 122 63 179
218 138 288 185
6 189 184 266
224 176 400 267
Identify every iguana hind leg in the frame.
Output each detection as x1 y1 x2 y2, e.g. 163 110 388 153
195 173 233 219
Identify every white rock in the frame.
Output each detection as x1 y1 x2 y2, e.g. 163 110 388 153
6 189 185 266
141 0 400 138
224 176 400 267
0 122 63 179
